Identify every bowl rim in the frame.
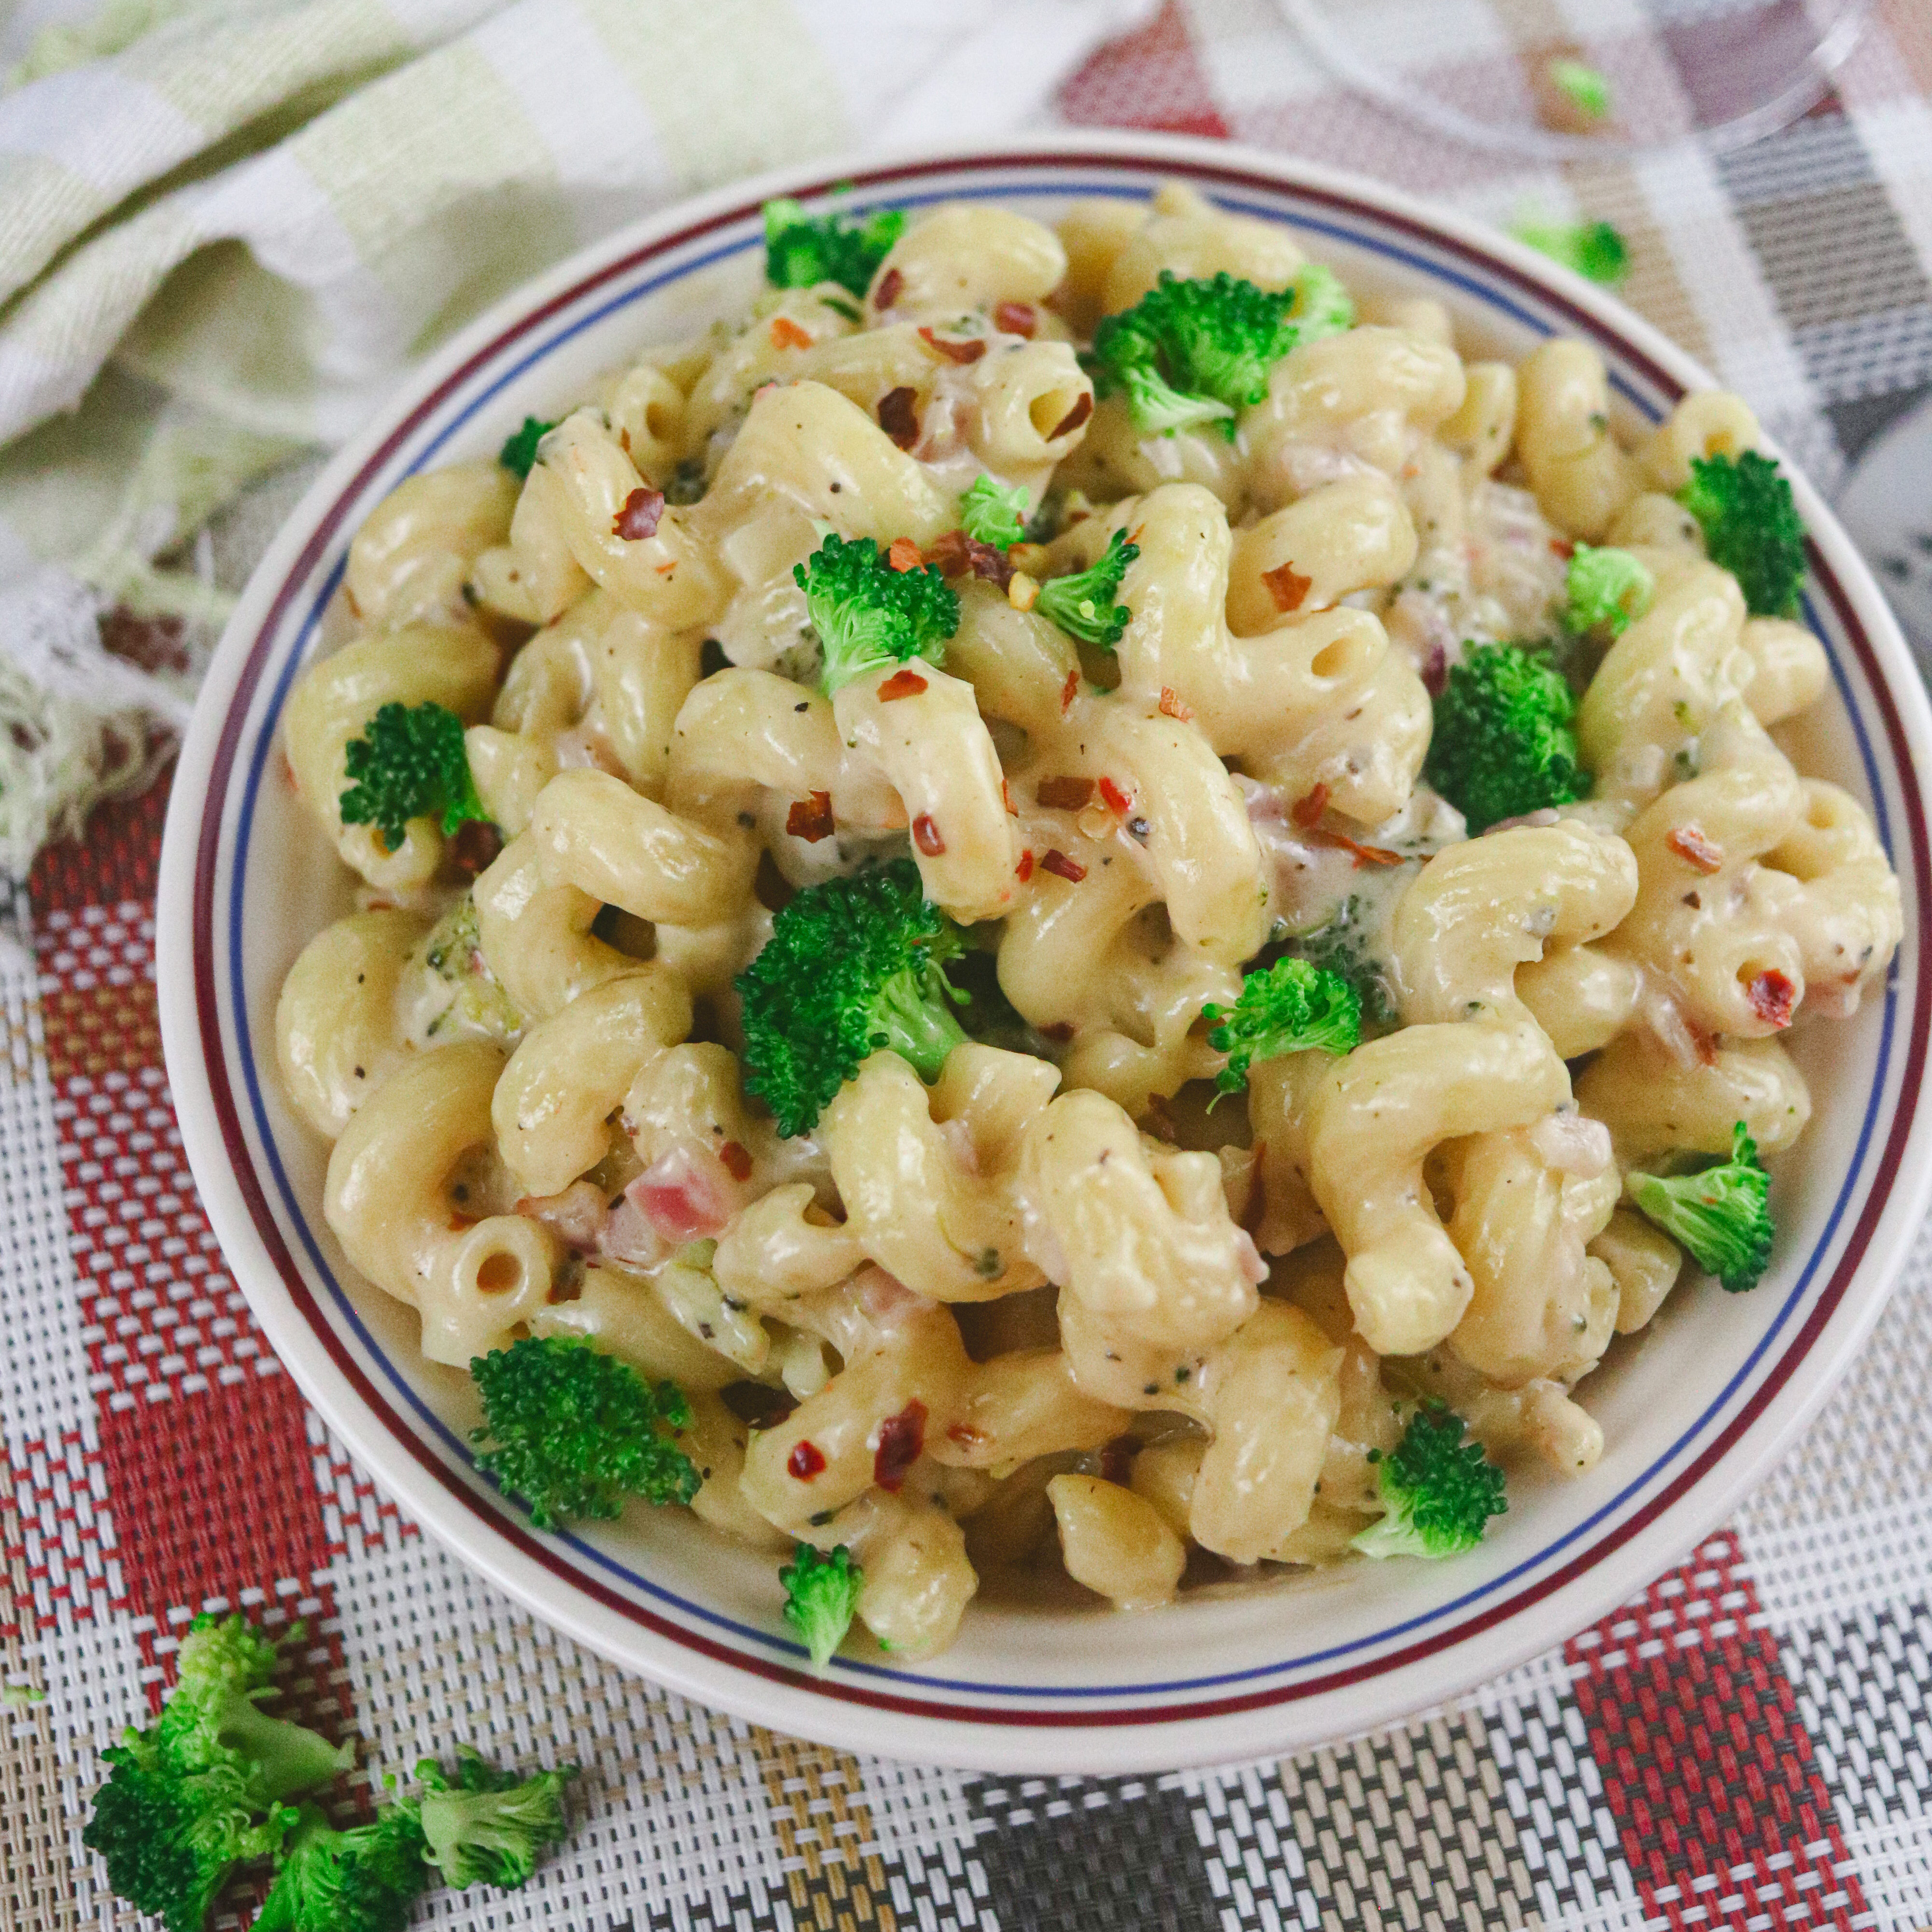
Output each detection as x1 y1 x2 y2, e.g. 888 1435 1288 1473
155 128 1932 1774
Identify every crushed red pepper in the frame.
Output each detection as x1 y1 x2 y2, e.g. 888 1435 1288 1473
873 1400 927 1492
1261 560 1313 612
912 814 946 855
785 791 835 842
877 667 928 700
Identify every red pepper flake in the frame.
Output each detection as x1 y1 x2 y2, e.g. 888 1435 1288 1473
769 315 811 350
1667 825 1725 874
877 667 928 701
947 1421 988 1449
1550 536 1576 559
1036 775 1095 811
1001 778 1017 816
787 1440 827 1480
1291 782 1330 829
1097 776 1132 815
873 266 904 310
786 790 835 842
1261 560 1313 613
919 325 986 365
1015 848 1036 881
1746 968 1797 1029
654 560 678 576
912 813 946 855
926 526 1013 587
1158 686 1193 723
612 487 666 541
449 819 504 878
886 536 923 572
1041 849 1086 883
1047 392 1094 440
994 301 1038 338
1060 668 1080 714
873 1399 927 1492
1039 1020 1075 1042
719 1140 753 1181
878 386 919 449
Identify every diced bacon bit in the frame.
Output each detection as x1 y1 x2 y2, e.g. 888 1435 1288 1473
788 1440 827 1480
1039 1020 1076 1042
873 1400 928 1492
926 526 1013 587
612 487 666 540
598 1195 663 1268
1048 392 1094 440
1747 968 1798 1029
994 301 1038 337
1097 776 1132 815
513 1180 608 1252
947 1421 989 1448
786 790 835 841
1290 782 1330 829
1015 848 1036 881
877 666 928 700
1041 848 1086 882
1036 774 1095 811
1261 560 1313 613
912 813 946 855
919 325 987 364
718 1140 754 1181
1667 825 1725 874
1001 778 1017 816
1061 668 1080 713
628 1147 734 1244
1158 686 1193 723
878 386 919 449
873 266 904 310
886 536 923 572
1421 640 1448 698
769 315 812 350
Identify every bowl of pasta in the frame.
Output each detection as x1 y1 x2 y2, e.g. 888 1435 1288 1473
156 132 1932 1774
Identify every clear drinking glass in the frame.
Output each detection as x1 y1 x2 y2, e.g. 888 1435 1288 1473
1279 0 1874 159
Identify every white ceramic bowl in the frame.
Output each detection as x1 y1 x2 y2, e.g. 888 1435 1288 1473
155 132 1932 1775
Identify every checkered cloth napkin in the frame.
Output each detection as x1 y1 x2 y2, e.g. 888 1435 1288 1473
8 3 1932 1929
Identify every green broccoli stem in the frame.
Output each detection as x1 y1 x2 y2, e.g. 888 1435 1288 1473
869 967 968 1082
214 1699 358 1802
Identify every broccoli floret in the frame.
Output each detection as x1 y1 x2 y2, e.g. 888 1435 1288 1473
794 534 959 694
339 701 488 854
1351 1406 1507 1560
1090 269 1343 440
1549 57 1612 121
85 1751 294 1932
1565 542 1654 637
470 1336 699 1529
957 475 1030 550
152 1615 354 1802
1288 896 1400 1030
1511 218 1630 286
1676 450 1806 619
254 1804 429 1932
497 417 555 479
1202 958 1360 1100
415 1747 576 1889
781 1544 864 1668
1034 528 1139 649
762 195 905 298
1628 1121 1774 1293
82 1615 352 1932
737 859 968 1137
1424 643 1587 833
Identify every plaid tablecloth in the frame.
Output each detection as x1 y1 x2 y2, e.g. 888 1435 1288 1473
10 4 1932 1928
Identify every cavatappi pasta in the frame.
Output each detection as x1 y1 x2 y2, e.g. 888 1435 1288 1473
278 182 1901 1663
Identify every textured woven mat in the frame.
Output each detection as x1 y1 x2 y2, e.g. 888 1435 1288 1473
10 4 1932 1928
